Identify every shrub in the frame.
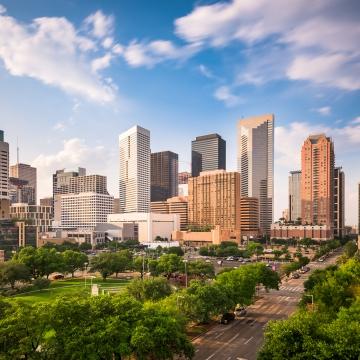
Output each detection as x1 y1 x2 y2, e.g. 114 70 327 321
32 278 51 289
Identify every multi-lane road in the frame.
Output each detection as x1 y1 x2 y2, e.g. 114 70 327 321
193 251 340 360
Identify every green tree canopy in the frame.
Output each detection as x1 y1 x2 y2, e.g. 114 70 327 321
62 250 88 277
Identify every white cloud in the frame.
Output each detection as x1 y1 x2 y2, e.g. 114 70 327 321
91 53 113 72
0 4 6 14
0 10 116 102
53 122 66 131
174 0 360 91
84 10 114 39
314 106 331 116
198 64 214 79
32 138 106 196
213 86 243 107
122 40 200 68
287 53 360 91
351 116 360 125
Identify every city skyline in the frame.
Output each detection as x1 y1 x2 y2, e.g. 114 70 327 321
0 0 359 225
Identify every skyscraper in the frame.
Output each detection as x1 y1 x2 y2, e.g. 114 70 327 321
119 125 150 213
301 134 334 226
53 167 86 199
0 130 10 219
334 167 345 238
289 170 302 222
191 134 226 177
10 163 37 204
237 114 274 235
151 151 178 201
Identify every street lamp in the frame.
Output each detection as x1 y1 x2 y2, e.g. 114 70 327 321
183 260 188 288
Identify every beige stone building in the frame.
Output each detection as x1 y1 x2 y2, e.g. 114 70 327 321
188 170 241 240
151 196 188 231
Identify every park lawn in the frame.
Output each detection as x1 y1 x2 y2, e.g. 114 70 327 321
12 277 130 304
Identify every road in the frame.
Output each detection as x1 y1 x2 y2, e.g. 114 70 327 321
193 251 340 360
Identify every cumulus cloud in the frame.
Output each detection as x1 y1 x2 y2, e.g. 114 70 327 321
84 10 114 39
174 0 360 91
32 138 107 196
0 9 117 102
213 86 243 107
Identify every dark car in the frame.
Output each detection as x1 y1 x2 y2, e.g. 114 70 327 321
291 272 300 279
220 313 235 324
53 274 64 280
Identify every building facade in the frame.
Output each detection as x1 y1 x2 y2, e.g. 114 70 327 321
119 125 150 213
59 192 114 230
289 170 301 222
108 212 180 243
237 114 274 235
188 170 241 238
53 167 86 199
151 196 188 231
271 223 333 241
9 177 36 205
0 131 9 219
301 134 334 227
178 171 191 184
334 167 345 238
10 163 37 203
40 197 53 207
9 203 53 232
240 197 259 239
69 174 108 195
191 134 226 177
151 151 178 202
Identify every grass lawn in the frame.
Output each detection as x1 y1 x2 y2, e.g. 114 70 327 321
11 277 130 303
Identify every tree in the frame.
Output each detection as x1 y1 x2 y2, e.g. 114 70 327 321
344 240 358 258
0 261 31 289
79 242 92 251
153 254 184 279
246 241 264 260
188 260 215 279
62 250 88 277
35 247 63 278
133 255 148 279
89 253 115 280
112 250 133 277
12 246 38 278
126 277 172 302
166 246 184 256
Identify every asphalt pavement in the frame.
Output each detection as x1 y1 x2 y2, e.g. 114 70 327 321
192 250 340 360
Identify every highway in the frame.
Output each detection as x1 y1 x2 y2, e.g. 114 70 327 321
193 251 340 360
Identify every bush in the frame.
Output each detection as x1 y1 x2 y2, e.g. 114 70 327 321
32 278 51 290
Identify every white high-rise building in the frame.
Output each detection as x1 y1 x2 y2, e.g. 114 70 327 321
59 192 114 230
237 114 274 235
289 170 302 222
0 130 10 219
119 125 150 213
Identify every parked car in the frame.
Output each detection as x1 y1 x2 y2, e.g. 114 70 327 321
318 257 325 262
234 306 247 317
220 312 235 324
292 272 300 279
226 256 235 261
53 274 64 280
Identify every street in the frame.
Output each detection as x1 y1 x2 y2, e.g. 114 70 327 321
193 251 340 360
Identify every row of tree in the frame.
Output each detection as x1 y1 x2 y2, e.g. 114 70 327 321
259 249 360 359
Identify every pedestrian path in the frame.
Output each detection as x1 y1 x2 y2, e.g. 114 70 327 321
279 285 304 293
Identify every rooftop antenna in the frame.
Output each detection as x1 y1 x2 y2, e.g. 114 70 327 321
16 137 19 164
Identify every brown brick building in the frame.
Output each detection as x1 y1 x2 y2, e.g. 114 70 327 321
240 197 259 238
188 170 241 236
301 134 334 227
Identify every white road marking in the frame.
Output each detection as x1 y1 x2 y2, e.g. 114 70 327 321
214 331 224 339
205 333 241 360
244 336 254 345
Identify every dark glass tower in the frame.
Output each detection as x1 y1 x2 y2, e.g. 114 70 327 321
191 134 226 177
151 151 178 202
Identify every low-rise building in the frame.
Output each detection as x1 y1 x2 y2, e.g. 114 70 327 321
107 212 180 243
271 223 333 241
9 203 53 232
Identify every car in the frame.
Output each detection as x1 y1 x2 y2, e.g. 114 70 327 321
243 258 251 263
220 313 235 324
205 259 211 263
318 257 325 262
53 274 64 280
234 306 247 317
291 272 300 279
226 256 235 261
238 257 244 262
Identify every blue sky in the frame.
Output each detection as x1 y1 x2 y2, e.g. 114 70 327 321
0 0 359 225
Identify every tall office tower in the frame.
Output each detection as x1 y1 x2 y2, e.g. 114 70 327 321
0 130 10 219
188 170 241 233
151 151 178 201
301 134 334 226
289 170 302 222
53 167 86 198
10 163 37 204
119 125 150 213
334 167 345 238
191 134 226 177
237 114 274 235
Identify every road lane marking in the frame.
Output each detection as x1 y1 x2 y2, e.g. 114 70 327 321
204 333 241 360
244 336 254 345
214 331 224 339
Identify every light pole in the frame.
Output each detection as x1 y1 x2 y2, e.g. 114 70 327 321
183 260 188 288
304 294 314 310
84 262 88 287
